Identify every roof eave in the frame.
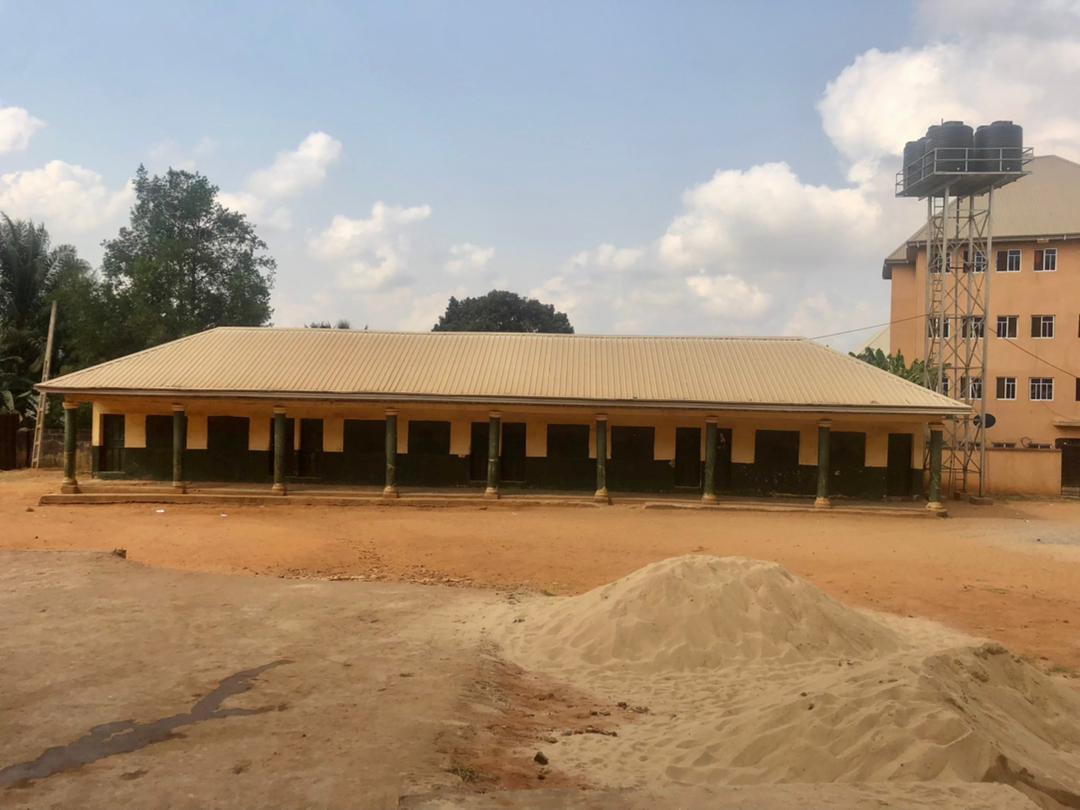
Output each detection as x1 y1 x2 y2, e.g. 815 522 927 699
37 385 969 418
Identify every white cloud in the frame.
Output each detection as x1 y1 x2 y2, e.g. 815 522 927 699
309 202 432 292
248 131 342 199
784 293 882 351
0 160 133 233
569 243 643 271
220 131 343 230
0 105 44 154
686 274 771 318
445 242 495 274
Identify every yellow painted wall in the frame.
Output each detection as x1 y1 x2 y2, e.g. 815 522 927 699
986 448 1062 495
888 238 1080 477
87 396 933 479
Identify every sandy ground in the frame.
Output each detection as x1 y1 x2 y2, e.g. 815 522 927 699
0 549 1054 809
3 469 1080 672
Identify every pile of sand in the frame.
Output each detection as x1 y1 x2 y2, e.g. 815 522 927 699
499 556 898 670
491 555 1080 809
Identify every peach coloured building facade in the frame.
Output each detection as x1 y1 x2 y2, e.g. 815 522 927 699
883 156 1080 496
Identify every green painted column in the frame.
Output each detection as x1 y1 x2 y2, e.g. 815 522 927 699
61 401 80 494
485 412 501 498
272 407 287 495
815 420 831 508
383 409 398 498
171 405 185 491
594 415 609 503
702 418 718 504
927 424 944 512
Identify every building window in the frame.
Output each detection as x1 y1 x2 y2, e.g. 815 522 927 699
1031 315 1055 339
1076 377 1080 402
941 375 950 397
1030 377 1054 401
996 377 1016 400
407 420 451 454
961 315 984 338
1034 248 1057 272
547 424 590 458
928 316 951 338
961 376 983 399
996 249 1021 272
996 315 1018 339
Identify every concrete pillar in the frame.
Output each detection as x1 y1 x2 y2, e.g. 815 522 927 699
61 401 80 494
171 404 186 491
815 419 831 508
485 411 501 499
702 417 718 504
594 414 609 503
927 423 944 512
272 407 287 495
383 409 398 498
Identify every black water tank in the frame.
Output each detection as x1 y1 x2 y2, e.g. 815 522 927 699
903 138 927 190
927 121 974 172
975 120 1023 172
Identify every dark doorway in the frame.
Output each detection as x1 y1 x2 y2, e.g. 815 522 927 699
886 433 915 496
501 423 526 483
297 418 323 478
343 419 385 484
609 426 657 491
100 414 125 472
542 424 593 490
753 430 799 494
404 420 457 486
267 418 296 477
674 427 701 488
1062 441 1080 491
469 422 488 482
829 431 866 497
208 416 250 481
145 414 175 479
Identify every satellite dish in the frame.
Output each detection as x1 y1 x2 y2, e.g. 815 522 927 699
974 413 996 429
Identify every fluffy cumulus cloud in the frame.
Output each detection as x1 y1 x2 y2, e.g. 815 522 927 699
533 0 1080 344
219 131 343 230
0 160 133 233
445 242 495 274
309 202 432 292
0 104 45 153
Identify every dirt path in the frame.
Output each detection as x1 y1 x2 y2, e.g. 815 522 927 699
5 469 1080 671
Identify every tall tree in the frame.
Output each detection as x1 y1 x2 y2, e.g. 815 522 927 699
100 166 276 354
433 290 573 333
0 216 60 421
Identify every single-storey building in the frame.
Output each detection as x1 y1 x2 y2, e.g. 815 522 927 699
38 327 967 508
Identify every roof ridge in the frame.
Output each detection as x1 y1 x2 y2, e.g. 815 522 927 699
225 326 807 341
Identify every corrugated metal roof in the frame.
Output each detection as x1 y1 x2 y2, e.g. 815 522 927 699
882 155 1080 278
40 327 967 415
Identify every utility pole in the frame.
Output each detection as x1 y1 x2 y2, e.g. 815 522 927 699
30 301 57 468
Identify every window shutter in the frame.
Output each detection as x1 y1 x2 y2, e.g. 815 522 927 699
1031 316 1040 337
996 378 1005 399
996 251 1007 272
1034 249 1043 271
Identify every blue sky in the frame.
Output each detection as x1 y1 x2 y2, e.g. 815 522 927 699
1 0 1076 343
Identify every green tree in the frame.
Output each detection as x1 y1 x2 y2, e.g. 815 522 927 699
433 290 573 333
0 216 94 422
850 347 935 386
100 166 276 355
306 319 352 329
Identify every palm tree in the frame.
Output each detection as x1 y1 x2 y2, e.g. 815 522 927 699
0 215 58 422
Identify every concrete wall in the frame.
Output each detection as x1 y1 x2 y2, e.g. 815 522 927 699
985 447 1062 496
77 395 934 498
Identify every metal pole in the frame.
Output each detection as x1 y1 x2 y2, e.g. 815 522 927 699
979 186 994 497
31 301 58 469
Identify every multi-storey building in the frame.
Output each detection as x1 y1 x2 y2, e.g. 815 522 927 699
883 155 1080 496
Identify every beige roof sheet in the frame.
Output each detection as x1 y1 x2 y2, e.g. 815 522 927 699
41 327 966 416
882 155 1080 277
